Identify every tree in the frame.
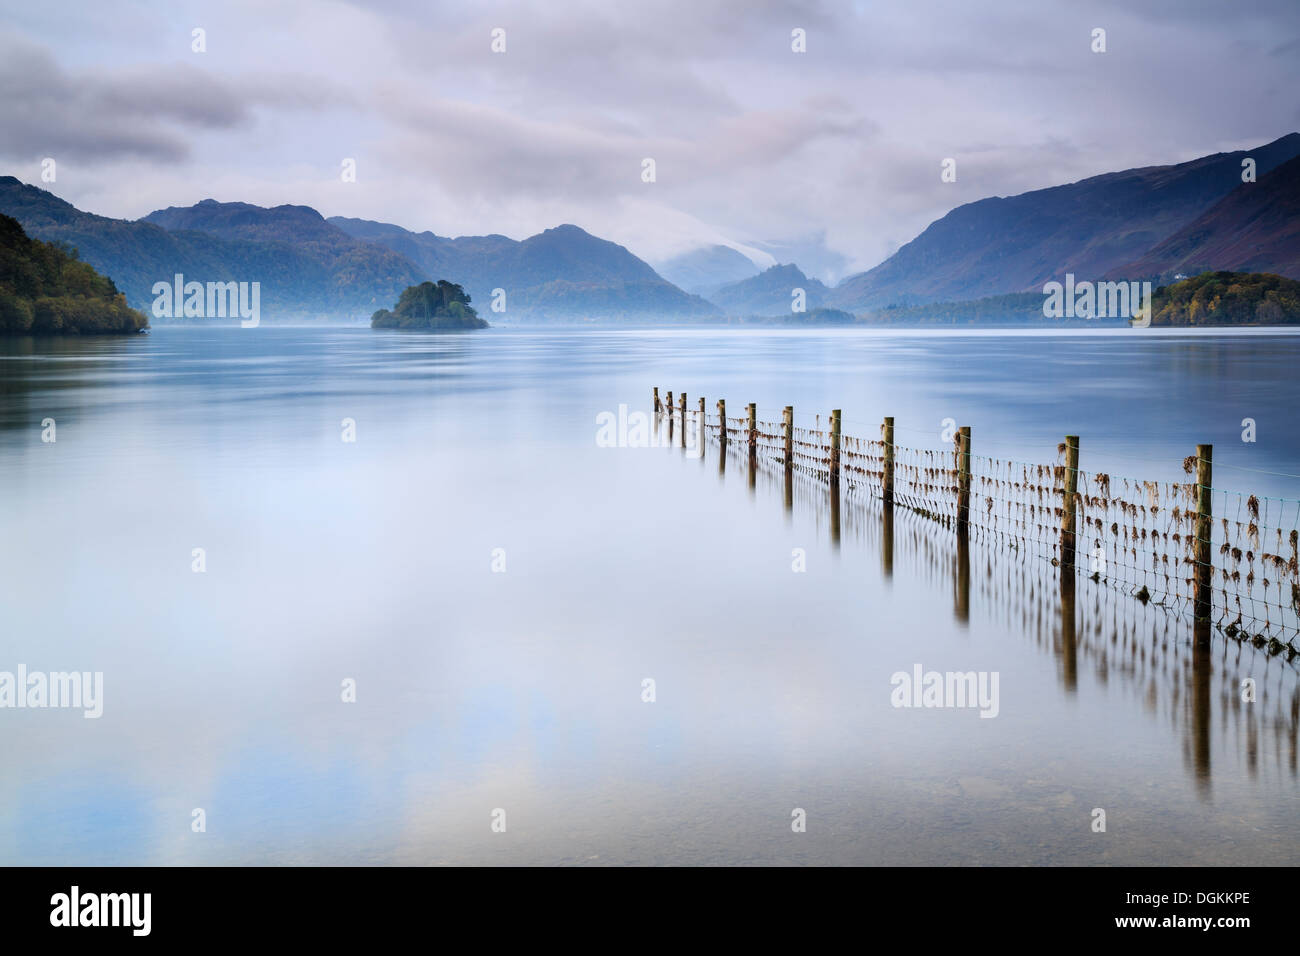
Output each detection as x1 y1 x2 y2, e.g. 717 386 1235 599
0 214 147 334
371 280 488 330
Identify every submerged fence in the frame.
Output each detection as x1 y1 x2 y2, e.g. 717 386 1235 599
652 387 1300 652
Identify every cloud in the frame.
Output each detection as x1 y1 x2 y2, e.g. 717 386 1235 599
0 32 355 164
2 0 1297 275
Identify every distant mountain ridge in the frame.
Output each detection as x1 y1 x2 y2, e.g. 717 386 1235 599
828 132 1300 311
143 199 347 244
0 180 716 322
0 179 423 320
329 217 717 320
654 244 760 296
709 263 829 317
5 132 1300 327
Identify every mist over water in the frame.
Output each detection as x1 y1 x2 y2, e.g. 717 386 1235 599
0 326 1296 865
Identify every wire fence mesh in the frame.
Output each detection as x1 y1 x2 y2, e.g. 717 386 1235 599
663 399 1300 652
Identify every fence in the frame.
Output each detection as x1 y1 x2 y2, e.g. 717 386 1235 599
651 387 1300 653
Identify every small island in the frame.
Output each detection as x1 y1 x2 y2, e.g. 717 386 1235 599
0 214 148 334
371 280 488 330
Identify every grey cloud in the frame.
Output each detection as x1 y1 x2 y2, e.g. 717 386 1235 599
0 33 357 163
380 93 638 201
4 0 1298 273
0 35 235 161
376 84 877 232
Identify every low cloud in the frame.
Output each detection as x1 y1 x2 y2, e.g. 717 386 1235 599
0 33 354 164
2 0 1297 274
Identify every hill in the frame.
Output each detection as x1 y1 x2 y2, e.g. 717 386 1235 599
0 213 147 334
327 216 516 299
709 264 829 316
142 200 345 244
828 133 1300 311
1109 154 1300 282
0 179 424 321
654 244 760 296
329 218 717 320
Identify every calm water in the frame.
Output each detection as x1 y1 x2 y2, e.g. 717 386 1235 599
1 326 1297 865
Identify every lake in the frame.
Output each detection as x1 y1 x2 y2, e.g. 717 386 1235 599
0 325 1297 865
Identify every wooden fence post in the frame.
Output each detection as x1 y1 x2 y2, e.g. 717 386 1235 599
783 406 793 465
746 402 757 489
653 387 660 413
956 426 971 528
717 399 726 447
1060 435 1079 569
830 409 842 481
1194 444 1214 623
679 392 686 447
883 416 895 507
697 397 705 453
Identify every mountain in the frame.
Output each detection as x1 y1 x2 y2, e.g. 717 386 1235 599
141 199 346 244
326 217 516 300
0 180 424 320
709 263 829 316
748 234 849 287
329 217 717 320
0 181 714 322
828 132 1300 311
1109 154 1300 282
655 244 760 296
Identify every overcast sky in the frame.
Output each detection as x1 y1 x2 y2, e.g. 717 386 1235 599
2 0 1298 280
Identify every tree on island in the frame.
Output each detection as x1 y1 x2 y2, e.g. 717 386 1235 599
0 214 147 334
371 280 488 329
1149 271 1300 326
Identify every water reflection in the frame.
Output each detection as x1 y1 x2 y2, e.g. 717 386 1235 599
4 327 1298 864
689 422 1299 796
882 498 894 579
954 527 970 624
1060 572 1078 692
